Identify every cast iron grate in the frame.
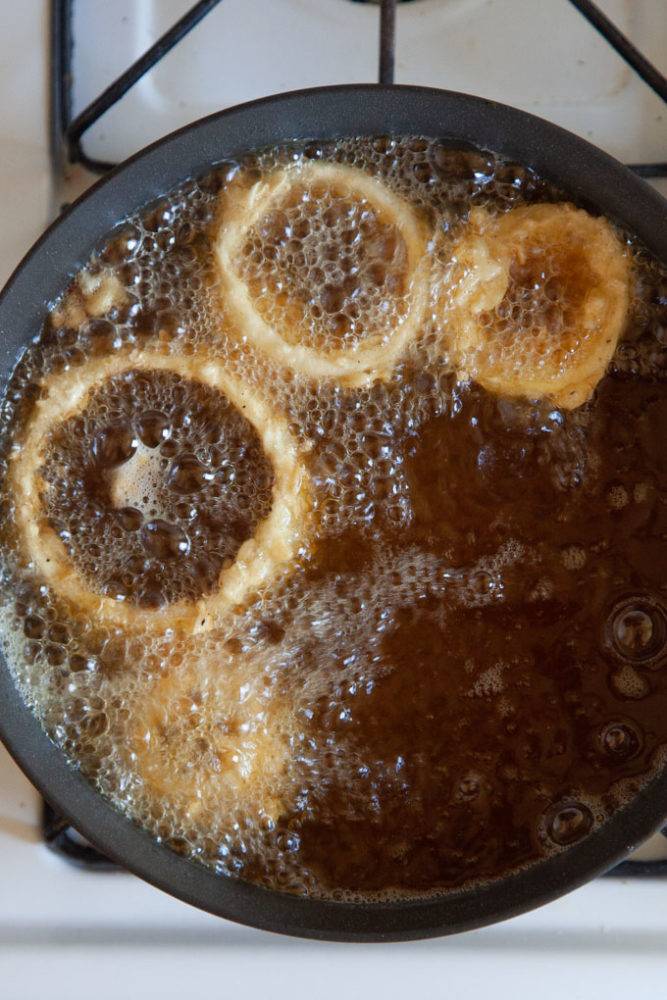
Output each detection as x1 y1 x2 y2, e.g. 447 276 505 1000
43 801 120 870
51 0 667 177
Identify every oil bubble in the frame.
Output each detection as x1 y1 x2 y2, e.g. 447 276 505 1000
598 719 643 761
545 801 594 846
141 520 190 560
604 596 667 669
93 421 137 467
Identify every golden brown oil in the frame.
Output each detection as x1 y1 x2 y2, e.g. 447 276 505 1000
0 136 665 901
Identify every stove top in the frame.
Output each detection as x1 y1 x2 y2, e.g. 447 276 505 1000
1 1 667 994
61 0 667 168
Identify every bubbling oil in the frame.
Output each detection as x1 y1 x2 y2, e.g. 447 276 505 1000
39 367 274 608
0 136 666 900
237 173 412 352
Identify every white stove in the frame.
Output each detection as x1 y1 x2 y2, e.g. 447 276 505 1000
1 1 667 995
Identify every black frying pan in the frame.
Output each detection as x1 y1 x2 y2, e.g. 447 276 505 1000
1 85 666 942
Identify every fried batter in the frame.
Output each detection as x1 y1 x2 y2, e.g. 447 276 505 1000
442 204 631 407
126 642 295 827
215 160 431 386
8 349 312 633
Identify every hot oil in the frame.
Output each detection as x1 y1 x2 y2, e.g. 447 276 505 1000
0 137 666 899
40 368 274 608
238 177 411 353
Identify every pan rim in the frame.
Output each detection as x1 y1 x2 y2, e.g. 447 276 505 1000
1 83 666 942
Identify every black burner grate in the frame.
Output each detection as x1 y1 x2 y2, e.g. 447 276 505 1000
51 0 667 178
43 801 120 871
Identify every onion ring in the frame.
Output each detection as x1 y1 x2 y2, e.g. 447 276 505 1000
442 203 631 408
215 160 431 386
9 349 312 633
125 643 295 826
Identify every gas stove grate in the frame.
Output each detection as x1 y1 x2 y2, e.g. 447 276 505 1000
51 0 667 178
42 801 121 871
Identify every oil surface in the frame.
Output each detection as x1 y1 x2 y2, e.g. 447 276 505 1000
0 136 666 900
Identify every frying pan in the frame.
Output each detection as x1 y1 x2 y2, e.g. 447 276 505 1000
1 85 666 942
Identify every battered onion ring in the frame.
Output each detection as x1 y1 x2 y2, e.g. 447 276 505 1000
127 646 294 825
443 203 631 408
9 349 311 633
215 160 431 386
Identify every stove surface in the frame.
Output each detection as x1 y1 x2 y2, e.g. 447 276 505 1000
3 740 667 1000
69 0 667 168
1 2 667 996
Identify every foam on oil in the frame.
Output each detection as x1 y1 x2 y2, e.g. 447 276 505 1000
0 137 665 899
